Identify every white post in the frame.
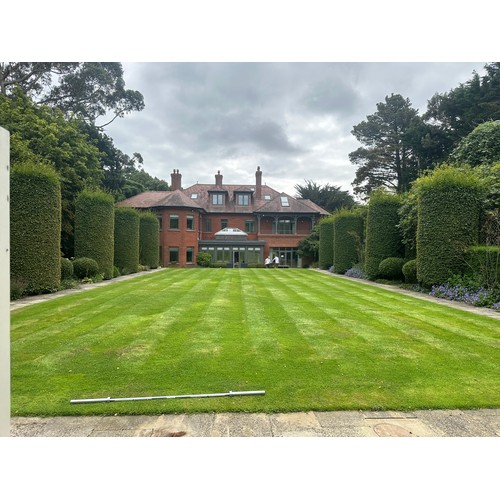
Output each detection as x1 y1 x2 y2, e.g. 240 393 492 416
0 127 10 436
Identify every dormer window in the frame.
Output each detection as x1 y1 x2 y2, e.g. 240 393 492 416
280 196 290 207
212 193 224 205
237 193 250 206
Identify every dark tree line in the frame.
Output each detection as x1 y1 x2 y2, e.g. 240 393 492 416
0 62 169 257
350 62 500 197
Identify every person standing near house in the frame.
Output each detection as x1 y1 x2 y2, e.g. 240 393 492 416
265 256 271 268
273 255 280 268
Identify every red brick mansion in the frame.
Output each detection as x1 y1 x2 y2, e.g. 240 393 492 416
118 167 329 267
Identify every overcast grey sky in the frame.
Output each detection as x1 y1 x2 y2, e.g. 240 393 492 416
3 3 494 199
105 62 488 198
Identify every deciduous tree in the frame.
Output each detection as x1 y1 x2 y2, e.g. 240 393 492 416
452 121 500 167
0 62 144 127
0 90 103 256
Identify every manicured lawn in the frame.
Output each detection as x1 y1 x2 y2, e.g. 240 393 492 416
10 268 500 416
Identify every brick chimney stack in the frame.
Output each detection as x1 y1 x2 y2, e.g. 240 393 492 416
171 169 182 191
215 170 223 186
255 166 262 199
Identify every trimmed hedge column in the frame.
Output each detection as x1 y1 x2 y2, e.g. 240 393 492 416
466 246 500 287
416 166 484 286
333 209 364 274
114 206 140 274
139 211 160 268
10 162 61 293
364 190 404 279
318 216 334 270
74 189 115 279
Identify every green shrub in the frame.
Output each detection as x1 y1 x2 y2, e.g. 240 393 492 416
332 209 364 274
364 190 404 279
465 245 500 288
10 278 28 300
196 252 212 267
378 257 406 280
73 257 99 279
318 216 334 270
114 207 140 275
139 211 160 268
416 165 485 286
10 161 61 294
402 259 417 283
60 258 74 280
74 189 115 279
398 190 418 259
452 121 500 167
113 266 121 278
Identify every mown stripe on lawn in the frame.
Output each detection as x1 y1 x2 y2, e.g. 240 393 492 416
10 268 500 415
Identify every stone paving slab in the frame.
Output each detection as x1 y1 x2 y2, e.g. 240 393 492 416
152 413 215 437
414 409 500 437
211 413 273 437
9 409 500 437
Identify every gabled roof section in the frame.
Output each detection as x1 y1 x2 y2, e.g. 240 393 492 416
117 190 203 210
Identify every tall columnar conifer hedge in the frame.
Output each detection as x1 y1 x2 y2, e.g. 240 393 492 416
465 246 500 287
114 206 140 274
10 162 61 293
416 166 484 286
74 189 115 279
318 216 334 269
139 211 160 268
332 209 365 274
364 190 404 279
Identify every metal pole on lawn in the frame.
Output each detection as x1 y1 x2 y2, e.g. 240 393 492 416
0 127 10 437
70 390 266 404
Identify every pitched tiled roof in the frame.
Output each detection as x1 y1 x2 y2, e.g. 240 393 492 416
296 198 330 216
117 190 203 210
254 193 330 215
118 180 329 216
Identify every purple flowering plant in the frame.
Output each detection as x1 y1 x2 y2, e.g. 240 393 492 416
345 265 369 279
429 274 500 309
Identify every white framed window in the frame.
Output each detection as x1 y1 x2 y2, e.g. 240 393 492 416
237 193 250 206
212 193 224 205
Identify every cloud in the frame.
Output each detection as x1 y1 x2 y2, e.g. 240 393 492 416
106 62 488 196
